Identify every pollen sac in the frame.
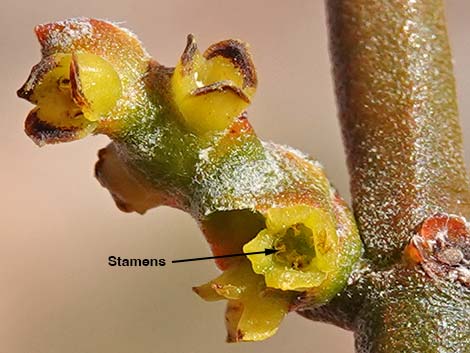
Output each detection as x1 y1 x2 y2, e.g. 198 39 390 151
244 205 338 291
171 35 257 135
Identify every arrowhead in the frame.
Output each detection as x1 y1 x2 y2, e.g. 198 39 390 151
264 248 278 255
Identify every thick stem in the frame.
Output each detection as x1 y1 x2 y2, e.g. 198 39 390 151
327 0 470 263
302 1 470 352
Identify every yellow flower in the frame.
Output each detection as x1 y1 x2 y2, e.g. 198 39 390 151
244 205 338 291
171 35 257 134
17 18 149 145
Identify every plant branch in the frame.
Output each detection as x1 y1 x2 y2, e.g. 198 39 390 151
17 11 470 352
297 1 470 351
327 0 470 264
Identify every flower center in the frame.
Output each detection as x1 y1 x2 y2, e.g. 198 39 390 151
273 223 316 270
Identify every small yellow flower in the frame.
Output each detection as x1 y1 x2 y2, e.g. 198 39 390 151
171 35 257 134
244 205 338 291
17 18 149 145
23 52 121 142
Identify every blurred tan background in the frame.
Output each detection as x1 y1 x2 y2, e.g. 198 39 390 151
1 1 469 352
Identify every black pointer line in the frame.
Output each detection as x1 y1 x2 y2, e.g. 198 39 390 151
172 248 278 264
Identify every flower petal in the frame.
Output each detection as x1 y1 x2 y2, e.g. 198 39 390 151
24 108 92 146
70 52 122 121
193 260 293 342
